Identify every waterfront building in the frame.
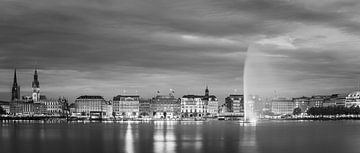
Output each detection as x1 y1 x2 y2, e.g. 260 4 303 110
345 91 360 107
113 95 140 117
11 69 20 101
309 95 328 108
181 87 219 117
271 97 294 115
181 95 206 117
150 92 181 119
10 100 46 115
0 101 10 114
32 69 41 102
335 94 347 106
293 96 310 113
204 96 218 116
74 95 112 118
225 95 244 114
322 94 343 107
139 98 151 116
39 97 68 116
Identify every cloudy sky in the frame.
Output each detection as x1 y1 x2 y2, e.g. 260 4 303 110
1 0 360 101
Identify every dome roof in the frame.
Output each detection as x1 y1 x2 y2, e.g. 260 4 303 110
347 91 360 98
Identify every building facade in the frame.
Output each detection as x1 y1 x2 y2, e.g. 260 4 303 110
74 95 112 118
10 100 46 115
39 97 68 116
150 93 181 119
139 99 151 116
181 95 206 117
293 96 310 113
205 95 219 116
271 97 294 115
225 95 244 113
113 95 140 117
345 91 360 107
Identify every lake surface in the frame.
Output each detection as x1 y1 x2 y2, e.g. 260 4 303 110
1 120 360 153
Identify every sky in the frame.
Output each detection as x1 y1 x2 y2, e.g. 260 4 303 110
1 0 360 102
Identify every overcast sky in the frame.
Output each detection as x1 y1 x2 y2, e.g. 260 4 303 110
1 0 360 101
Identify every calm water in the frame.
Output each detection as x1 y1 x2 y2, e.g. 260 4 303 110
1 120 360 153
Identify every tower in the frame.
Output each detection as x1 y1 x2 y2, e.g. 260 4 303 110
11 69 20 101
205 85 209 98
32 68 40 102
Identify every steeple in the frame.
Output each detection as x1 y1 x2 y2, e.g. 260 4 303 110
205 85 209 97
32 68 39 88
11 68 20 101
13 68 17 85
32 68 40 102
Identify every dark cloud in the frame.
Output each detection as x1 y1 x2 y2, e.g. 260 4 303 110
0 0 360 101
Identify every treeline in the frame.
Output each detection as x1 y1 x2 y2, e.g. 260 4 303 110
307 106 360 116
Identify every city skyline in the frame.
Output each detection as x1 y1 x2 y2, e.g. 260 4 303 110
1 0 360 101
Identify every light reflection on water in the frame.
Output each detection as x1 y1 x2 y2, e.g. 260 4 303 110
1 120 360 153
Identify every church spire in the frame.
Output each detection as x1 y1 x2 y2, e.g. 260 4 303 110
13 68 17 85
205 85 209 97
11 68 20 101
32 68 39 88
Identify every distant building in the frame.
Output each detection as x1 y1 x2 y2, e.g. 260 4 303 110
181 95 206 117
150 92 181 119
203 86 219 116
32 69 41 102
74 95 112 117
0 101 10 114
11 69 20 101
113 95 140 117
39 97 68 116
293 96 310 113
309 95 328 108
271 97 294 115
225 95 244 114
10 100 46 115
181 87 219 117
139 99 151 116
345 91 360 107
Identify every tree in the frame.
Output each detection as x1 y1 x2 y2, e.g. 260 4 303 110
293 107 302 116
0 106 6 115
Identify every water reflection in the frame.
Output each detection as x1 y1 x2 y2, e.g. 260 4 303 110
125 123 135 153
153 121 177 153
2 121 360 153
240 125 259 153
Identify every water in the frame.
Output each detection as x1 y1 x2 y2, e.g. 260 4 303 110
1 120 360 153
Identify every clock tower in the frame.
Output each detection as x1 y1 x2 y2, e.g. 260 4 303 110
32 68 40 102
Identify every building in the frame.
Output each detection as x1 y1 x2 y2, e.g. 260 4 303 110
271 97 294 115
345 91 360 107
180 87 219 117
74 95 112 118
150 92 181 119
113 95 140 117
32 69 40 102
139 98 151 116
293 96 310 113
11 69 20 101
10 100 46 115
309 95 328 108
181 95 206 117
39 97 68 116
205 95 219 116
0 101 10 114
225 95 244 113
